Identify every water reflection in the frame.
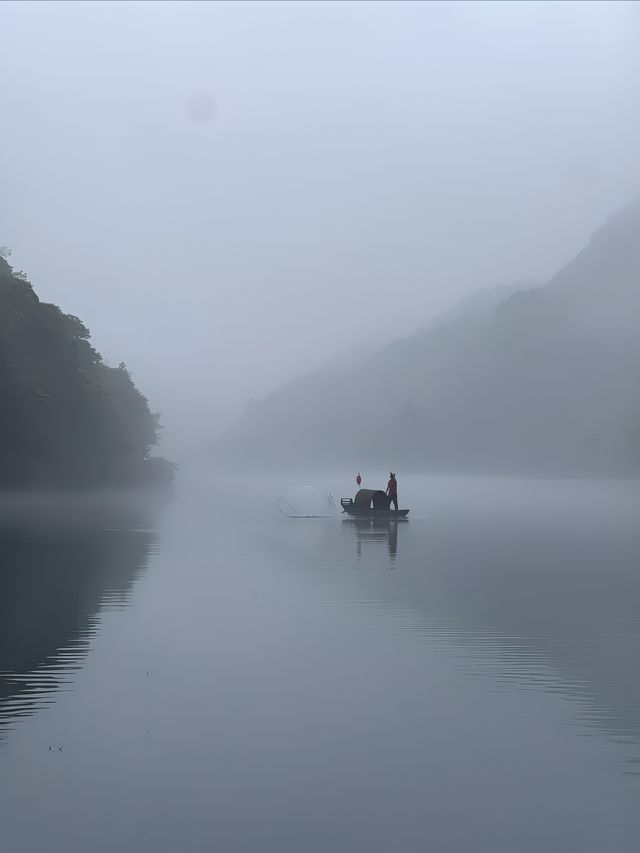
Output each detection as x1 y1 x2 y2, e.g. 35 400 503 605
0 506 156 741
272 495 640 758
343 517 406 566
407 508 640 750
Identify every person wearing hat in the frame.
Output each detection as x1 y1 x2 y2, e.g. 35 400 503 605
386 472 398 510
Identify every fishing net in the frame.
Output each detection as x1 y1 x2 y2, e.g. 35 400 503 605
277 485 338 518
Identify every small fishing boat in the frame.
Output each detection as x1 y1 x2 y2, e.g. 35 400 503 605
340 488 409 518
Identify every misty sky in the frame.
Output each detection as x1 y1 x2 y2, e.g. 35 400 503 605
2 0 640 454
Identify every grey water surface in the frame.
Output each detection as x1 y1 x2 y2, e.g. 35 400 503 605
1 477 639 853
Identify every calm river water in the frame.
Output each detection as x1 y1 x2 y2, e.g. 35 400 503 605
1 475 639 852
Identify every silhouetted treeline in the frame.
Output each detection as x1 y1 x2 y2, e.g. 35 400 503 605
221 202 640 476
0 252 174 488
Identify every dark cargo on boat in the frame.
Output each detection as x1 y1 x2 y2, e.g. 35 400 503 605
341 488 409 518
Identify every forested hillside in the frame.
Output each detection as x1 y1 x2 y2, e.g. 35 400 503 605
0 252 173 488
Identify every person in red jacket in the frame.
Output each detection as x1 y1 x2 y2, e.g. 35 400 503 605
386 472 398 510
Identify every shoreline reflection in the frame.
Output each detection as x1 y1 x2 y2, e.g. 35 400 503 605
0 507 157 742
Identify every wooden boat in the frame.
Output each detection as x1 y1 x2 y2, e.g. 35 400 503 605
340 488 409 518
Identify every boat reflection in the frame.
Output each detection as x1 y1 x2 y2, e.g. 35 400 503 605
343 517 407 566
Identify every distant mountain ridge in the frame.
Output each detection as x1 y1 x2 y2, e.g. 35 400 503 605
219 203 640 476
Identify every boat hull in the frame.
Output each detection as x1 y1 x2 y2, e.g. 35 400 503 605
342 507 409 518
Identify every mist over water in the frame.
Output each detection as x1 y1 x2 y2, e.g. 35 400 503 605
2 1 640 850
1 476 639 852
3 1 640 451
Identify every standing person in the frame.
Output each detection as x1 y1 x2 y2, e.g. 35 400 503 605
386 472 398 510
356 472 362 487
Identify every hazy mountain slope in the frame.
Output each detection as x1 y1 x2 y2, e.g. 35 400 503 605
220 202 640 475
219 281 532 467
